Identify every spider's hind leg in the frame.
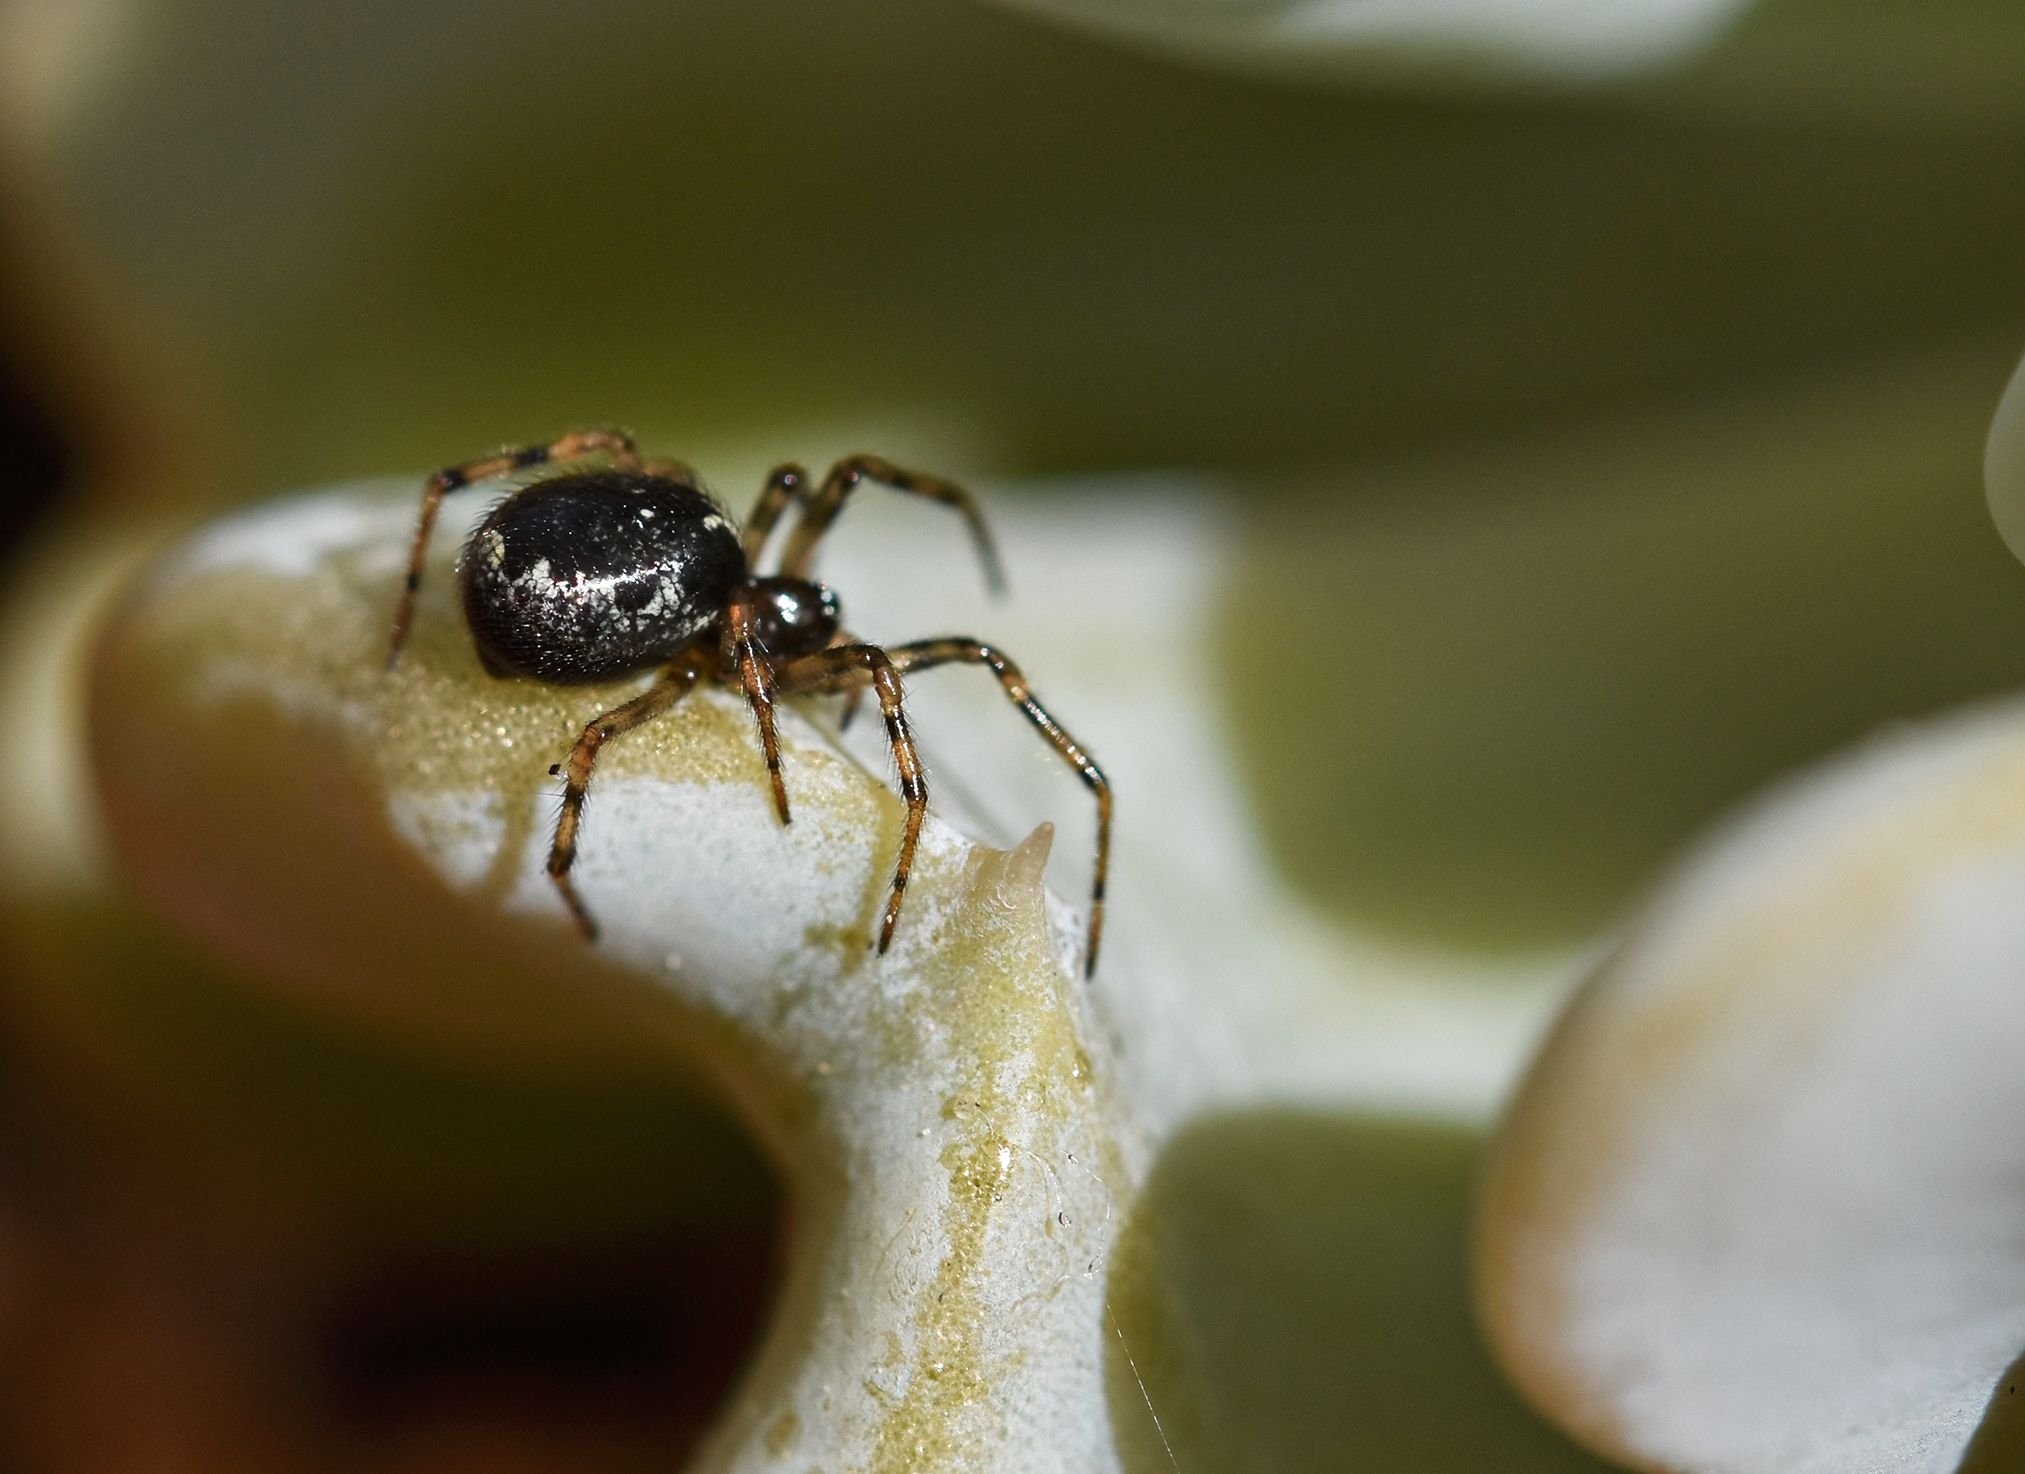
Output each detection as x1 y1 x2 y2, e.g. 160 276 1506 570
387 427 640 668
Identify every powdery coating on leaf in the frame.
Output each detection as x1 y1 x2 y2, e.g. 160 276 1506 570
984 0 1754 82
1481 699 2025 1474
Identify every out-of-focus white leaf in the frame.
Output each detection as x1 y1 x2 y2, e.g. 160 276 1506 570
981 0 1754 82
88 475 1575 1469
0 0 148 144
1984 350 2025 568
1479 698 2025 1474
0 525 159 901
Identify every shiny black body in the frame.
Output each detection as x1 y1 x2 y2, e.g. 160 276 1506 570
458 470 745 683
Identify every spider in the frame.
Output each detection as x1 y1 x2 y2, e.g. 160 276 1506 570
384 429 1111 976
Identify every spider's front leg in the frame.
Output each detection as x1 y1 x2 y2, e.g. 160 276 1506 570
545 653 706 940
773 643 926 955
883 638 1110 977
777 455 1005 595
386 427 641 668
740 464 809 566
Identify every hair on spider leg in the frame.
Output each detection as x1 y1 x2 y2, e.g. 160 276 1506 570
386 433 1110 974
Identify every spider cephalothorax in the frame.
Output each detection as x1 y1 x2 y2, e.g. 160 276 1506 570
385 430 1110 975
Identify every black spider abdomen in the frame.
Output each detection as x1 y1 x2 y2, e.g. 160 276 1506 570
457 471 744 683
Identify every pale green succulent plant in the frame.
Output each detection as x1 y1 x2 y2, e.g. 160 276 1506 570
7 1 2025 1471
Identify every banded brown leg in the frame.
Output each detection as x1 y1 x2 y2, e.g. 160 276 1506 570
545 650 707 940
884 638 1110 978
386 428 640 667
741 464 808 565
823 628 869 732
724 592 791 824
777 455 1005 595
772 643 926 956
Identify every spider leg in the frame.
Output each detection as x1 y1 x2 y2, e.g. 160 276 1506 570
772 643 926 956
776 455 1006 595
823 628 869 732
884 638 1109 978
724 591 792 824
740 464 808 565
545 649 707 940
836 682 867 732
386 427 641 668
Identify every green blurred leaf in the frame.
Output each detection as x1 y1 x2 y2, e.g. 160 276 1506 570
1109 1112 1623 1474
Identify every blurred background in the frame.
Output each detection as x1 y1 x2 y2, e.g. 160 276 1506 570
2 0 2024 1469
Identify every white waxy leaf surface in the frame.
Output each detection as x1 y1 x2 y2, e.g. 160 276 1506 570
982 0 1754 83
1984 350 2025 570
89 477 1569 1471
96 485 1128 1472
1479 698 2025 1474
